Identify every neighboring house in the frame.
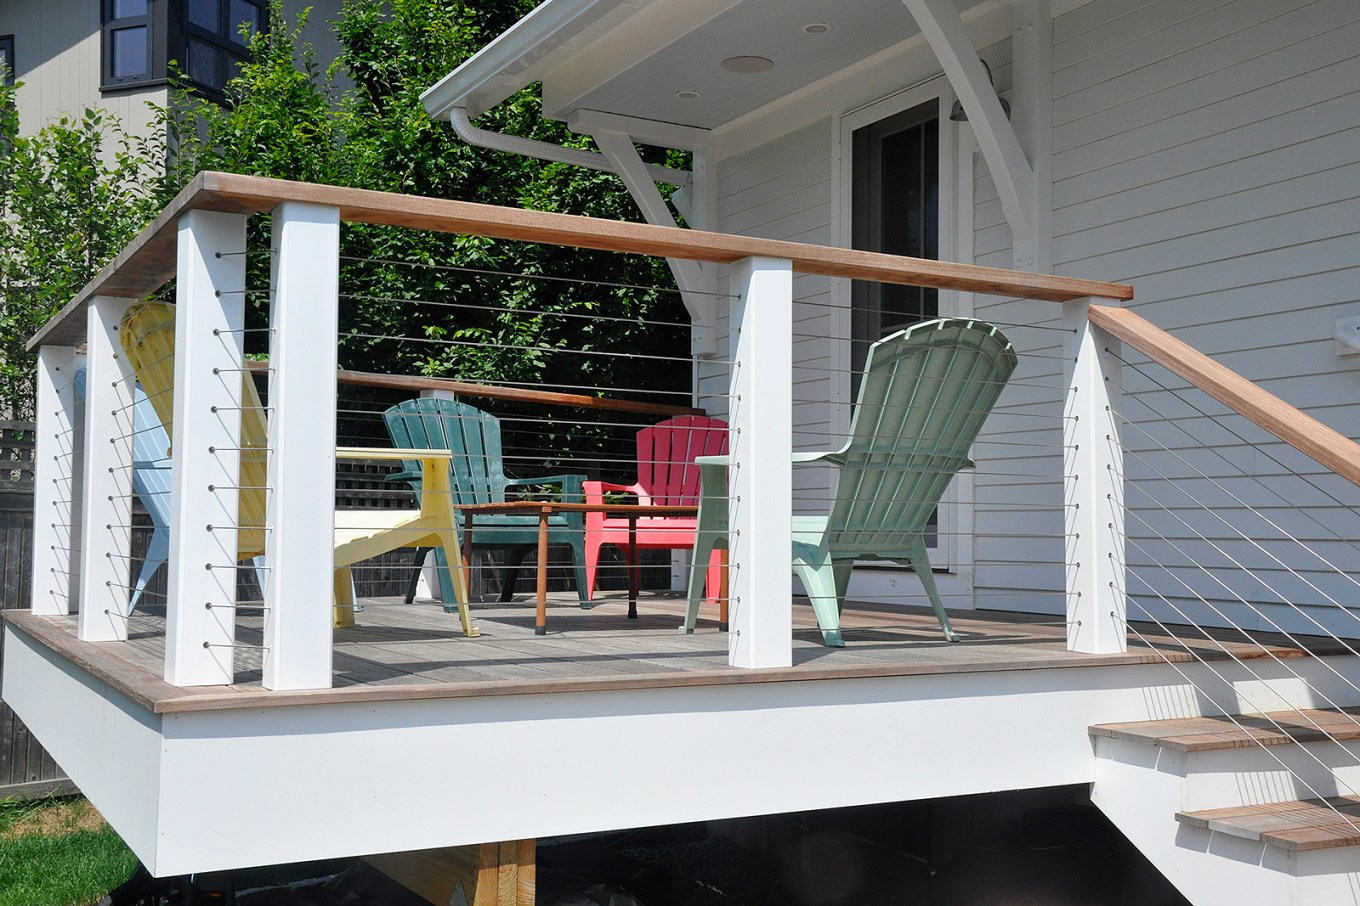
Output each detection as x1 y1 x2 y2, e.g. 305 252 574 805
4 1 1360 904
0 0 343 139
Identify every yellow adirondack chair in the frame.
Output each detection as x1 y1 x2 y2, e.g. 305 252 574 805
118 300 479 637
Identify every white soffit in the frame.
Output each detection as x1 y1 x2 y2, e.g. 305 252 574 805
427 0 997 133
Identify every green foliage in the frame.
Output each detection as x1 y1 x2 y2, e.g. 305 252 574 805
0 83 160 419
0 796 138 906
3 0 690 463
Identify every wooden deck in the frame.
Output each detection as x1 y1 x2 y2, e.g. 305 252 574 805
6 592 1352 716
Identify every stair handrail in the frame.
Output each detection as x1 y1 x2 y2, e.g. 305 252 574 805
1088 304 1360 488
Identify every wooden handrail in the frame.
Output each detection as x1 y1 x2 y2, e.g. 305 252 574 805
245 360 704 417
29 171 1132 350
1089 305 1360 489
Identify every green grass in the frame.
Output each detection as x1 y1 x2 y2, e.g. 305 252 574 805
0 796 138 906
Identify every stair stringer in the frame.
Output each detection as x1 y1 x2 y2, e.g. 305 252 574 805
1093 735 1360 905
1093 735 1294 905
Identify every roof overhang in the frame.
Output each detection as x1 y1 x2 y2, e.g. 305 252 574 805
421 0 1009 152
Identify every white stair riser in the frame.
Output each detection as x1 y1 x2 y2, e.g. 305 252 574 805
1179 738 1360 811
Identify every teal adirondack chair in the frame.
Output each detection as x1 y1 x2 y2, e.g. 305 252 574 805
681 318 1017 646
383 397 590 606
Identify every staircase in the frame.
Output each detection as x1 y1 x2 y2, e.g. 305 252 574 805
1090 708 1360 905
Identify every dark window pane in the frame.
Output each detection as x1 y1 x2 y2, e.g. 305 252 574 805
113 0 148 17
188 0 220 31
229 0 261 44
111 26 148 77
188 36 223 89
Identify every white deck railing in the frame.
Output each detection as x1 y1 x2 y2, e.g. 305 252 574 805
30 172 1140 691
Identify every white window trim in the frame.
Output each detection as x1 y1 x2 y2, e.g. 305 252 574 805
828 74 978 591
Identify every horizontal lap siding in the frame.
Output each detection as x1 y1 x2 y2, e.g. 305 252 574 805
1050 0 1360 635
713 122 837 514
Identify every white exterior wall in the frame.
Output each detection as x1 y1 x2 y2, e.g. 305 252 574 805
1048 0 1360 637
707 0 1360 633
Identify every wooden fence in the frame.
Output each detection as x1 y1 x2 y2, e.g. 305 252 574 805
0 420 72 799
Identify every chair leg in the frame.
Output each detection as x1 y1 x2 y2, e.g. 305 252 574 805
499 547 533 603
680 537 719 634
333 566 356 628
584 538 601 606
433 547 462 613
569 536 591 608
434 530 479 638
404 547 431 605
130 526 170 613
832 559 854 618
904 541 959 642
792 554 845 648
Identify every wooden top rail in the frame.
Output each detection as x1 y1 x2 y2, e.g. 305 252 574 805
1089 305 1360 489
29 171 1132 350
243 360 703 416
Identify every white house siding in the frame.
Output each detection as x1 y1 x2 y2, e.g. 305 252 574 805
1048 0 1360 637
708 120 839 515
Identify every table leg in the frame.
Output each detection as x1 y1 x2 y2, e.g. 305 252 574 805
719 548 730 632
627 515 639 619
462 511 474 602
535 508 549 635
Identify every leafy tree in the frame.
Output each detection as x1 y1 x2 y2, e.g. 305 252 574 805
0 85 160 418
163 0 691 468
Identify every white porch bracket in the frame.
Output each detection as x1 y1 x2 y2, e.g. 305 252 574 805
165 210 248 687
728 256 793 668
77 296 139 642
902 0 1035 242
262 201 341 691
1062 298 1126 654
31 345 81 617
588 125 719 359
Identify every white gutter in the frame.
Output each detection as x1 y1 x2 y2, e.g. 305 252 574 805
448 107 690 188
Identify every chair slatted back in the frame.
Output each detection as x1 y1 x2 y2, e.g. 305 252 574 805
384 397 509 505
827 319 1016 556
636 416 729 507
119 300 269 558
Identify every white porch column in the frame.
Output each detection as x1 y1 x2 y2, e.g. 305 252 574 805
77 296 138 641
728 256 793 669
31 345 80 616
165 210 247 687
1063 298 1126 653
261 201 340 691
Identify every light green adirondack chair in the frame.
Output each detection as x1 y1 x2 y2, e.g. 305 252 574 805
681 318 1017 647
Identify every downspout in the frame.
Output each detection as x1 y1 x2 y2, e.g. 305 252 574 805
448 107 690 187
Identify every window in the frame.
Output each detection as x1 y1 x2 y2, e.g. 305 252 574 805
102 0 156 87
180 0 264 96
850 99 940 377
0 36 14 86
101 0 264 96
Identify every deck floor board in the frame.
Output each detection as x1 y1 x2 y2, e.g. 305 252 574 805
7 591 1353 714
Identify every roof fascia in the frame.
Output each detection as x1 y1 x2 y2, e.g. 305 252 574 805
422 0 632 120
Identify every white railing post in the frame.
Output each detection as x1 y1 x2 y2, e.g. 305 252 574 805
261 201 340 691
77 296 138 641
1063 297 1126 653
165 210 247 686
31 345 80 616
728 256 793 668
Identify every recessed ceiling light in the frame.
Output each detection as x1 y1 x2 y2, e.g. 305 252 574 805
803 22 831 34
676 90 701 100
721 55 774 73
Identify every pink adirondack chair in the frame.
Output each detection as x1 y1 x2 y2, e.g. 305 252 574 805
583 416 729 603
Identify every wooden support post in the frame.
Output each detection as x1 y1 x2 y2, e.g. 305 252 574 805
164 210 247 687
262 201 340 691
31 345 80 616
727 256 793 668
1063 297 1126 653
77 296 138 642
365 839 536 906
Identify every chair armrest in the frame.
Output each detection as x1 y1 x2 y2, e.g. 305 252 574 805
385 470 422 486
583 480 643 505
694 455 730 466
792 450 846 465
505 473 588 503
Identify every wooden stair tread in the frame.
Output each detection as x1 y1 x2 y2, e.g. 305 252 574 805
1090 707 1360 752
1176 797 1360 852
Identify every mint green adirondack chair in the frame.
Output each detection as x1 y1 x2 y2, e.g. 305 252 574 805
680 318 1016 646
384 397 590 606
